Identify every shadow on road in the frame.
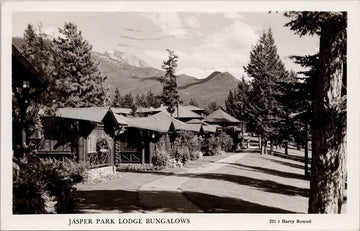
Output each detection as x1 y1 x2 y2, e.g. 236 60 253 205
73 190 142 213
182 173 309 197
73 189 296 213
228 162 308 181
272 151 311 163
183 191 296 213
267 158 308 170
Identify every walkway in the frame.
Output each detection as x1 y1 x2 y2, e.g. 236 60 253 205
138 153 248 212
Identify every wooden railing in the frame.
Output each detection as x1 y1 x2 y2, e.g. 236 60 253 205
87 151 109 168
120 151 142 163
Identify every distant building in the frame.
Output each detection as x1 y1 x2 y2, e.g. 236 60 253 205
135 104 205 122
204 108 241 127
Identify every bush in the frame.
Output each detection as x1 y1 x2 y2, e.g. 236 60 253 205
13 153 87 214
13 155 47 214
201 132 233 155
151 149 169 169
190 151 203 160
174 148 190 165
217 132 234 152
41 158 87 213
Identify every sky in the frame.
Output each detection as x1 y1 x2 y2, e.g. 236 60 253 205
13 12 319 80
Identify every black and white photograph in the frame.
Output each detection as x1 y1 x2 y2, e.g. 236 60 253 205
1 1 359 230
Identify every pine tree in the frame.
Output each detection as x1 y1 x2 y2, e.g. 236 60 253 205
188 98 199 107
206 101 219 114
112 88 121 107
135 93 148 108
244 28 289 154
285 11 347 214
160 49 180 115
51 22 109 108
146 90 162 108
121 93 135 109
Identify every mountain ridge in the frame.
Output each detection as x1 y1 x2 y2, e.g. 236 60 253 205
12 37 239 107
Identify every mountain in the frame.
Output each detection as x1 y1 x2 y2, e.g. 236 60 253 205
12 37 239 107
99 50 150 68
94 51 239 107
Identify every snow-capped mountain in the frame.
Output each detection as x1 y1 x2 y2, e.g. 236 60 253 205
101 50 150 68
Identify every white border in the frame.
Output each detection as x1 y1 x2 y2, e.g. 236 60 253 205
1 1 360 230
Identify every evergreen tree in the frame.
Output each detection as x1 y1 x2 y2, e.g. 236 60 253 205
160 49 180 115
188 98 199 107
112 88 121 107
135 93 148 108
51 22 109 108
244 28 289 154
121 92 135 109
206 101 219 114
146 90 162 108
285 11 347 214
225 77 251 138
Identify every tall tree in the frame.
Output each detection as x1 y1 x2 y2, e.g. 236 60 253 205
285 11 347 214
146 90 162 108
225 78 250 123
112 88 121 107
160 49 180 115
51 22 109 108
121 92 135 109
135 93 148 108
206 101 219 114
243 28 289 154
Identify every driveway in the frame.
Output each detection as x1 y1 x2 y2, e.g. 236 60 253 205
74 151 310 213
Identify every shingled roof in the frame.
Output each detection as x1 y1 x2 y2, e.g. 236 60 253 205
150 104 204 119
116 111 193 133
204 108 240 124
55 107 111 123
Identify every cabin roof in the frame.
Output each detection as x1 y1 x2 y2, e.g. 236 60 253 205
111 107 133 115
150 105 204 119
117 111 193 133
182 105 205 112
186 119 209 125
202 124 219 133
55 107 111 123
12 45 48 89
204 108 240 123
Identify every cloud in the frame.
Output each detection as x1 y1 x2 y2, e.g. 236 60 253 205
121 35 175 41
177 20 258 79
142 13 259 80
143 12 201 38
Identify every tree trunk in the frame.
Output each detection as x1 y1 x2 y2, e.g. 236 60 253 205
309 16 347 214
259 136 263 154
264 139 268 155
285 142 288 155
269 140 274 155
258 136 261 148
304 120 309 177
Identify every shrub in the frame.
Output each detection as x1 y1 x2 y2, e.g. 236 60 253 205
41 158 87 213
13 153 87 214
151 149 169 169
174 148 190 165
13 155 47 214
201 132 234 155
190 151 203 160
217 132 234 152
